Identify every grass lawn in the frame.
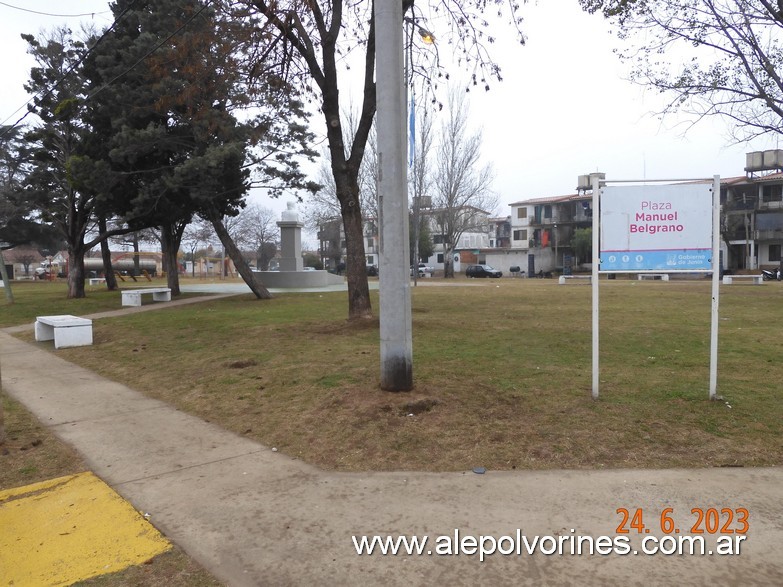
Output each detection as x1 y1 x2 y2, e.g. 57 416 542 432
0 279 206 328
4 275 781 472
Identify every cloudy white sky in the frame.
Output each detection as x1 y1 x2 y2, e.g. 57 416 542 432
1 0 776 224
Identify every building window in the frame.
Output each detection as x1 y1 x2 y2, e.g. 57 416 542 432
517 207 527 219
513 229 527 241
433 235 444 244
763 184 783 202
544 205 552 219
437 253 444 263
770 244 782 262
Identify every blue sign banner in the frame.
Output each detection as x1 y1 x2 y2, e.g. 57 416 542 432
601 249 712 272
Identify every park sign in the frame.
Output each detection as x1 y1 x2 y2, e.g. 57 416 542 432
600 183 713 272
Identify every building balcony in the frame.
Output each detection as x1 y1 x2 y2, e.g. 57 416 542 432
724 200 756 212
528 215 591 228
756 229 783 240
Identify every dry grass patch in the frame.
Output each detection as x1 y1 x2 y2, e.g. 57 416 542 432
0 395 86 487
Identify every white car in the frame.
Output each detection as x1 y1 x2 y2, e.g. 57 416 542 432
411 263 434 277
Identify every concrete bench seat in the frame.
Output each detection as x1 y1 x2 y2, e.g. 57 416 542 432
35 315 93 349
638 273 670 281
121 287 172 307
558 275 591 284
722 274 763 285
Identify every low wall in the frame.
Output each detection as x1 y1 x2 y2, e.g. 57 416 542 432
252 270 344 288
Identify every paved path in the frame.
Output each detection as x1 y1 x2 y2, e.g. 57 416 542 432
1 297 782 585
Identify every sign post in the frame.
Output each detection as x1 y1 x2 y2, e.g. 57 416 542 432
585 176 721 400
591 173 601 400
709 175 721 400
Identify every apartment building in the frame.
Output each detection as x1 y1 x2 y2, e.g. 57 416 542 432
317 207 493 273
316 151 783 276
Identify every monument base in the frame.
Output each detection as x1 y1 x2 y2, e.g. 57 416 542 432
252 270 345 288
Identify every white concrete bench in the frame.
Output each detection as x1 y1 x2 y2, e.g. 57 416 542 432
35 315 93 349
121 287 172 307
88 277 106 286
558 275 592 284
638 273 670 281
722 274 763 285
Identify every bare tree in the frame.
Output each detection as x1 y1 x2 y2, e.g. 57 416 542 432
8 247 39 278
581 0 783 142
236 1 524 319
431 88 497 277
203 208 273 296
303 110 379 245
182 219 215 277
410 98 435 279
239 203 279 270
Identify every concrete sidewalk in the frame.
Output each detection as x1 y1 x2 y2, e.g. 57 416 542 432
1 306 782 585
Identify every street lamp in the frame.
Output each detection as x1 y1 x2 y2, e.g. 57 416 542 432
404 16 435 45
553 223 558 274
405 16 435 287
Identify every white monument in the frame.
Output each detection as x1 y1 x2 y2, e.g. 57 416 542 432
277 202 304 272
251 202 343 288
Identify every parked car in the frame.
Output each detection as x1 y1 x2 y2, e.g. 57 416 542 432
367 265 378 276
465 264 502 278
411 262 434 277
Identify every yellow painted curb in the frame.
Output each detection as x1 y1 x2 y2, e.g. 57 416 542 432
0 471 171 586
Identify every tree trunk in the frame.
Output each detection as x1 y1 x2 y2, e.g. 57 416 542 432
98 217 119 290
341 199 372 318
444 246 455 278
132 234 141 276
208 212 272 299
0 250 14 304
160 222 184 296
67 244 87 298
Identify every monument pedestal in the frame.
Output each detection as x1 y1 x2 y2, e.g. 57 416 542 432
277 220 304 272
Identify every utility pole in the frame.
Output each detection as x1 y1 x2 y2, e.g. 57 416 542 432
375 1 413 391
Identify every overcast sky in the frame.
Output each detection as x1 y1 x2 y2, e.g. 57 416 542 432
1 0 776 228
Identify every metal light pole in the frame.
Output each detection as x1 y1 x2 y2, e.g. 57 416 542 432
376 1 413 391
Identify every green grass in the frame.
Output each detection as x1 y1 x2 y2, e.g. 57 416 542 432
4 277 783 472
0 278 205 328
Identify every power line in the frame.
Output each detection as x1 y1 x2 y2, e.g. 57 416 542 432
1 1 212 140
0 1 137 135
86 2 211 102
0 1 110 18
